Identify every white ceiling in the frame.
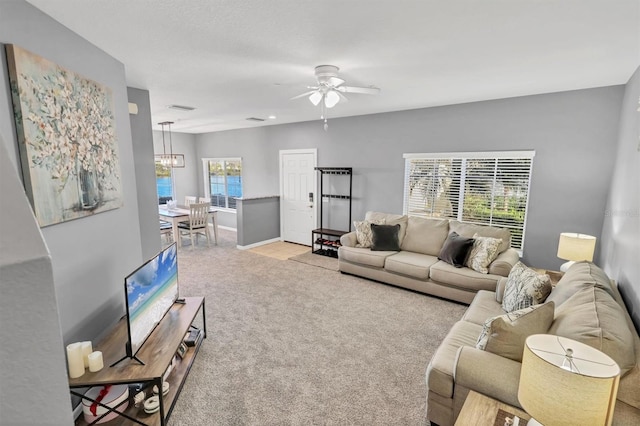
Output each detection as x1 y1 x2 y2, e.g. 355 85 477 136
25 0 640 134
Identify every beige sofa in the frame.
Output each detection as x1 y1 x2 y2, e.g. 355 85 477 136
426 261 640 425
338 211 520 304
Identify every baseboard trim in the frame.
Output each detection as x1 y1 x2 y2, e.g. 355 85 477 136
237 237 281 250
217 225 237 232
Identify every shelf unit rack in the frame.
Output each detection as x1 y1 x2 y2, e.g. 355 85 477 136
69 297 206 426
312 167 352 257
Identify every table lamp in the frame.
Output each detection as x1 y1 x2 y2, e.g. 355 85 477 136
518 334 620 426
556 232 596 272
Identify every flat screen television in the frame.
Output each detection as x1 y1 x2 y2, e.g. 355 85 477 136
121 242 179 364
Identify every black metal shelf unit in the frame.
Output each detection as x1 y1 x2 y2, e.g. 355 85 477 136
312 167 352 257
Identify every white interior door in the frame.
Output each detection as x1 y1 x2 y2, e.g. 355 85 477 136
280 149 317 245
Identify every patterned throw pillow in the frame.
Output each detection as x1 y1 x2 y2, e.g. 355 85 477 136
465 233 502 274
476 301 555 362
502 261 553 312
353 219 385 248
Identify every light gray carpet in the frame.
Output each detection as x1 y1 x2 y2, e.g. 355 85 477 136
169 230 467 425
288 251 339 271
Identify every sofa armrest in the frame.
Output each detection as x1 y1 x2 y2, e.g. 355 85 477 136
495 277 508 304
454 346 522 408
340 231 358 248
488 248 520 277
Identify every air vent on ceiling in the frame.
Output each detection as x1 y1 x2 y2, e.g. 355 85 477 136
168 104 196 111
246 117 265 122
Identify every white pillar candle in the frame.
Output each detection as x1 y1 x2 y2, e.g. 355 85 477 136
80 341 92 368
67 342 85 379
88 351 104 372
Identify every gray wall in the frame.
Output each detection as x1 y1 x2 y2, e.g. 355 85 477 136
600 66 640 331
195 87 624 270
0 136 73 425
0 4 148 421
129 87 162 260
194 127 281 230
236 196 280 247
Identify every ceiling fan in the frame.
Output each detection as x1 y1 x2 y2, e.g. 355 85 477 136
291 65 380 127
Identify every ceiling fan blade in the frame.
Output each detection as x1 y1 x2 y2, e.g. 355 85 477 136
339 86 380 95
328 76 345 87
336 91 349 103
290 90 318 100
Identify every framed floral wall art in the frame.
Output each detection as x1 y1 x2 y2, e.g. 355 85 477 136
6 44 123 227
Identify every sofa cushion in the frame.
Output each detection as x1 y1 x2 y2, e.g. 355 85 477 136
384 252 439 280
476 301 555 362
337 246 394 268
370 224 401 251
488 248 521 277
450 220 511 253
430 261 502 292
353 218 385 248
427 320 483 398
546 261 615 307
462 290 506 326
400 216 449 256
549 286 636 375
438 231 475 268
466 234 502 274
365 212 408 246
501 262 552 312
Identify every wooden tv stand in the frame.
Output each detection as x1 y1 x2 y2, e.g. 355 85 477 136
69 296 206 426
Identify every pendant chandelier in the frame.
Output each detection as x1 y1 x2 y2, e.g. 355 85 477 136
157 121 184 168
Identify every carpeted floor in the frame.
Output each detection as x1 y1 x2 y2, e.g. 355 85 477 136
169 229 467 425
288 250 339 271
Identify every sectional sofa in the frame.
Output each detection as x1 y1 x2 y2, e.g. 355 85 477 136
425 261 640 425
338 211 520 304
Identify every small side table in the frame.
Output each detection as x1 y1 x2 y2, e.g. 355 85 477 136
532 268 564 286
455 391 530 426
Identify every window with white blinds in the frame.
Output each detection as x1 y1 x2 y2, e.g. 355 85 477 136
403 151 535 251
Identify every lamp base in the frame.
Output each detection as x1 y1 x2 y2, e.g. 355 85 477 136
559 260 575 273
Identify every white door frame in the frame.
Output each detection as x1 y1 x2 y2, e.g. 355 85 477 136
279 149 317 242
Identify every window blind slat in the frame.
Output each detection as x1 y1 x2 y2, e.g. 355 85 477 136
404 153 533 251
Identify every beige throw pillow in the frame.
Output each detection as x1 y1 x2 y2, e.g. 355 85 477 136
502 261 552 312
476 301 555 362
353 219 385 248
466 233 502 274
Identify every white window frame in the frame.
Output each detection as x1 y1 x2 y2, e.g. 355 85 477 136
402 151 535 255
202 157 243 211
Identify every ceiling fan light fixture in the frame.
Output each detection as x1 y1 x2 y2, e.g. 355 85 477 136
309 91 323 106
324 90 340 108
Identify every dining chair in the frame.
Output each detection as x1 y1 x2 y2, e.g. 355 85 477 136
184 196 197 206
159 220 173 245
177 203 211 249
198 197 217 244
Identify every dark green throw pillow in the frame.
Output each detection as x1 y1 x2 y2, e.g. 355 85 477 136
370 224 401 251
438 231 475 267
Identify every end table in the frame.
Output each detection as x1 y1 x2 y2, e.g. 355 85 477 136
455 391 530 426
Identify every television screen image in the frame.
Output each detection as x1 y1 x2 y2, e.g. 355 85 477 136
125 242 179 357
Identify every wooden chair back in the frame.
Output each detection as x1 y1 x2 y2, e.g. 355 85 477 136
189 203 209 229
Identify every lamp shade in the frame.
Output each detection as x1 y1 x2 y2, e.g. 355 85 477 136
518 334 620 426
557 232 596 262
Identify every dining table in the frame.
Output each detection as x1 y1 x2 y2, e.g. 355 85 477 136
158 205 219 246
